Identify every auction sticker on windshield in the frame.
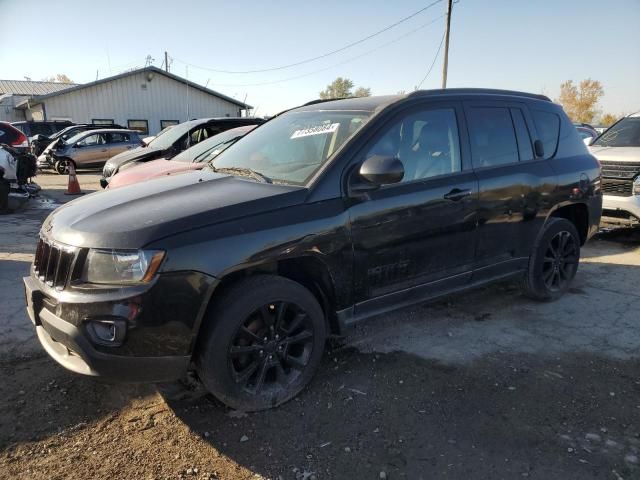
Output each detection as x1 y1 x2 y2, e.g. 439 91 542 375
291 123 339 139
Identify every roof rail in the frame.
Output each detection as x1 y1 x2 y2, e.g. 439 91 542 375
408 88 551 102
302 97 349 107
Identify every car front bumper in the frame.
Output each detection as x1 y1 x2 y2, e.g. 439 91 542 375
23 269 216 382
601 194 640 227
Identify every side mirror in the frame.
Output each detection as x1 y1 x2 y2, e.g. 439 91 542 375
351 155 404 194
533 139 545 158
583 136 593 147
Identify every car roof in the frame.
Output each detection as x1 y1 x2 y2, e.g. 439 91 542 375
294 89 552 114
74 128 138 135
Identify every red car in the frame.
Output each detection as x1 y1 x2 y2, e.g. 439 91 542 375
108 125 256 189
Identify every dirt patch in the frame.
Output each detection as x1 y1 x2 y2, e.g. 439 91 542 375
1 349 639 480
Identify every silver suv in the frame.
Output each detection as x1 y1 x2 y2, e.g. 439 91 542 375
49 129 141 174
589 112 640 227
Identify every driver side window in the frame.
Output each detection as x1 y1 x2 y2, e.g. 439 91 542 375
77 133 104 147
366 108 461 182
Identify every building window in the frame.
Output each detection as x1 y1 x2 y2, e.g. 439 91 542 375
92 119 114 126
160 120 179 130
127 119 149 135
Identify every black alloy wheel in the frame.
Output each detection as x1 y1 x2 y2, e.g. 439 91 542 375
229 301 314 395
196 275 327 411
522 217 581 301
541 230 579 292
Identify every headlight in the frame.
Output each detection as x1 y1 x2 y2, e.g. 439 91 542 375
81 249 165 284
634 176 640 195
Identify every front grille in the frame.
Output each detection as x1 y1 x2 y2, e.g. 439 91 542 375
601 179 633 196
600 160 640 179
33 237 78 290
599 161 640 197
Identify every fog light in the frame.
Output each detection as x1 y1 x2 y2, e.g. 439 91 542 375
85 318 127 346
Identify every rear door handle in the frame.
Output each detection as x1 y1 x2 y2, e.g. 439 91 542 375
443 188 472 201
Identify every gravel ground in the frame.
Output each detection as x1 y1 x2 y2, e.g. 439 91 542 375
0 174 638 479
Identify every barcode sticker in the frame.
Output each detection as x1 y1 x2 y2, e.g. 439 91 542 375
291 123 339 139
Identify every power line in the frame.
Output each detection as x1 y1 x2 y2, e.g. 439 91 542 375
415 31 446 90
174 0 443 74
186 15 444 88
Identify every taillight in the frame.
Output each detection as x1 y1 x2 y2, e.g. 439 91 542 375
11 132 29 148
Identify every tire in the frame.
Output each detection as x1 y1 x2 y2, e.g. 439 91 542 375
54 158 74 175
196 275 327 411
522 217 581 301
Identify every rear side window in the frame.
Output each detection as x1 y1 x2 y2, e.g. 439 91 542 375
510 108 534 161
107 132 130 143
531 110 560 159
467 107 519 167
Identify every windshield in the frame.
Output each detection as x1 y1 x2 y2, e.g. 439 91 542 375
146 121 197 150
172 127 253 163
212 110 372 185
65 131 89 145
593 117 640 147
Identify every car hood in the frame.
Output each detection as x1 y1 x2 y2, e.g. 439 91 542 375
108 159 204 189
103 145 161 173
44 170 305 249
588 146 640 162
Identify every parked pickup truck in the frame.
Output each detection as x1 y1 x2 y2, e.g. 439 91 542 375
24 89 601 411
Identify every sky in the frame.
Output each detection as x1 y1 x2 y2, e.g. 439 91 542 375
1 0 638 118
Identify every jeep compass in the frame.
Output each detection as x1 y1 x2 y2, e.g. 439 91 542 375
24 89 602 411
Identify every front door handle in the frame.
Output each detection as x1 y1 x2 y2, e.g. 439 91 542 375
443 188 472 201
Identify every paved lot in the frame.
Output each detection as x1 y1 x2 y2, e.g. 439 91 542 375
0 174 639 479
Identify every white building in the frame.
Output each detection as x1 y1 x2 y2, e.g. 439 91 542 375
5 67 250 135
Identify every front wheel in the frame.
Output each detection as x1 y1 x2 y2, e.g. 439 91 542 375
196 275 327 411
54 158 73 175
522 217 581 301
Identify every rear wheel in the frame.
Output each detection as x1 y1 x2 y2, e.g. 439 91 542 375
196 275 327 411
522 217 581 301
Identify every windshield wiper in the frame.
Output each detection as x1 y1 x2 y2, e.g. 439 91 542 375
210 165 272 184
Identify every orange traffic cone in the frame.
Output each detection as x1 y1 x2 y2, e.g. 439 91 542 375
64 162 83 195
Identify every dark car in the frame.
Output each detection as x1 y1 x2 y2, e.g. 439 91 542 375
12 120 74 139
0 122 30 152
24 90 602 411
33 123 125 158
100 117 264 188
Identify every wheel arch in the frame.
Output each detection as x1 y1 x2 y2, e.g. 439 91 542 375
548 202 589 245
196 255 341 342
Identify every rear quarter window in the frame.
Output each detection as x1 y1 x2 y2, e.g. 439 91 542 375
531 110 560 159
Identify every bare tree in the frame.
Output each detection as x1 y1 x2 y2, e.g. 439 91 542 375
557 79 604 124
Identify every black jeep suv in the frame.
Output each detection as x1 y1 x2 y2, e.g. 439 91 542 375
24 89 602 411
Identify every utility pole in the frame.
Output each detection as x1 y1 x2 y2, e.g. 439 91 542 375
164 51 169 73
441 0 453 89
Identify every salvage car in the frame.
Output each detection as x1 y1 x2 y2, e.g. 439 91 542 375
24 90 601 411
100 117 264 188
589 111 640 227
33 123 125 159
108 125 256 189
12 120 74 140
49 129 142 174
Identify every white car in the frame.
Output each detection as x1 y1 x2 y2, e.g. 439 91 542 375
589 112 640 227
